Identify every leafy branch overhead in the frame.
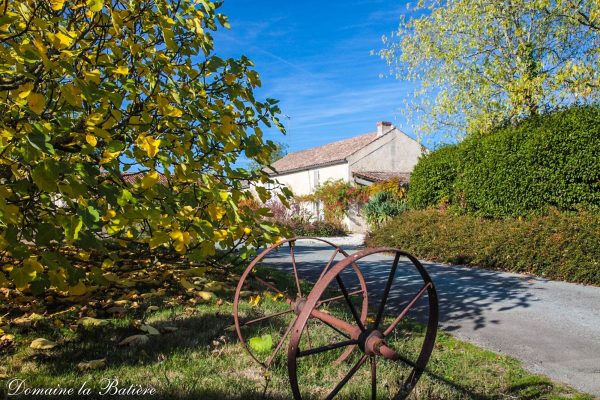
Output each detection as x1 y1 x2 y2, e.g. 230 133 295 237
0 0 287 296
381 0 600 140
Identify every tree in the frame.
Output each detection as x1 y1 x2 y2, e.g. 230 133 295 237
248 140 288 172
0 0 286 295
380 0 600 140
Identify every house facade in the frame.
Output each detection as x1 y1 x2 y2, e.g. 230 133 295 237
267 121 424 232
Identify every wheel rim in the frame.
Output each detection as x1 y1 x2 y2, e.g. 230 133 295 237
287 247 439 400
233 237 369 369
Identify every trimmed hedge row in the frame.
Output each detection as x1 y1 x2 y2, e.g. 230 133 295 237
366 209 600 285
408 107 600 216
407 145 460 210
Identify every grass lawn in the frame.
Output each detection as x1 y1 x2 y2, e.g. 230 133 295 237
0 266 593 400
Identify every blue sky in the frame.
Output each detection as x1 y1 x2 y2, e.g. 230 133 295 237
213 0 424 167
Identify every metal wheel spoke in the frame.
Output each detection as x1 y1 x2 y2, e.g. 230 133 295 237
374 253 401 328
305 323 313 348
383 283 431 337
325 354 368 400
315 317 351 339
335 275 365 331
240 308 294 327
318 248 340 282
296 339 358 358
289 241 302 297
370 355 377 400
316 289 364 307
251 275 294 302
265 318 296 367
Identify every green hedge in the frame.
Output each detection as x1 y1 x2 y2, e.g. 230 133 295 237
366 209 600 285
409 107 600 216
408 145 460 209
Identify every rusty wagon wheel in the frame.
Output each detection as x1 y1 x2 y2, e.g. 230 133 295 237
287 248 439 400
233 237 369 369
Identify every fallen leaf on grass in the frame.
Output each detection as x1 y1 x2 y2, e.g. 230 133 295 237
77 358 106 371
140 324 160 335
30 338 57 350
118 334 149 346
248 334 272 353
146 306 159 312
1 334 15 341
13 313 44 327
197 291 214 301
78 317 110 327
248 295 262 306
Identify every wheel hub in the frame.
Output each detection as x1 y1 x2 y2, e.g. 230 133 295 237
358 329 385 356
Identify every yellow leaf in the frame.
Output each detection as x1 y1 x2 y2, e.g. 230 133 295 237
27 93 46 114
114 66 128 75
53 32 74 49
78 317 109 327
213 229 228 241
197 291 214 301
218 190 229 201
138 135 161 158
243 227 252 235
68 281 87 296
248 295 261 306
30 338 57 350
99 150 120 164
87 0 104 12
17 82 33 99
61 84 81 107
141 171 159 189
77 358 106 371
273 293 284 301
85 134 97 147
207 204 226 220
140 324 160 335
50 0 65 11
23 257 44 273
102 209 116 221
84 69 101 84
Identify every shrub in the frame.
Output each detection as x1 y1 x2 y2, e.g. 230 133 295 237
363 191 408 227
407 145 461 209
299 180 369 224
265 200 347 237
366 209 600 285
459 106 600 216
407 107 600 217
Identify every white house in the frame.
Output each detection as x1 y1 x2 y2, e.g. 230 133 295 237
266 121 424 231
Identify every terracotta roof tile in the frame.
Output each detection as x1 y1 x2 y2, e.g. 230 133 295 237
352 170 411 184
269 132 379 174
121 172 168 185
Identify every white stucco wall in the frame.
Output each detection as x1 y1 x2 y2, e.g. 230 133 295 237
348 128 422 173
272 162 350 196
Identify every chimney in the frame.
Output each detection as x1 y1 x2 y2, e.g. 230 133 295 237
376 121 392 137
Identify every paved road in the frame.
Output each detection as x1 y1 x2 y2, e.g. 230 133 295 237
260 240 600 397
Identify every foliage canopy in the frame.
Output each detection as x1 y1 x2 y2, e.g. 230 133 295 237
381 0 600 139
0 0 285 295
407 107 600 216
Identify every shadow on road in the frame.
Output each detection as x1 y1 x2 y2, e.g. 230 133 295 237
261 243 540 332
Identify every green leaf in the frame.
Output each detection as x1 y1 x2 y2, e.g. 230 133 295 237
31 160 59 192
248 334 273 354
63 215 83 244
